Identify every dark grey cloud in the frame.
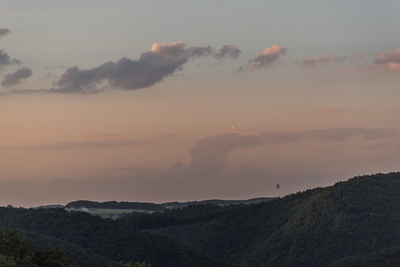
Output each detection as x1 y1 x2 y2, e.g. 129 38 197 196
214 45 241 60
0 49 20 67
2 67 32 87
3 138 149 151
18 42 214 94
0 28 10 38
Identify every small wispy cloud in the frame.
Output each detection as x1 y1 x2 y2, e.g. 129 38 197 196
315 108 350 113
295 54 359 69
239 45 286 71
41 65 67 70
214 45 241 60
0 28 10 38
367 47 400 75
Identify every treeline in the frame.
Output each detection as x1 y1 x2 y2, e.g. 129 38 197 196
65 201 165 212
161 197 273 208
118 203 240 229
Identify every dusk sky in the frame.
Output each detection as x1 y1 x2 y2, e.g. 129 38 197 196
1 1 400 207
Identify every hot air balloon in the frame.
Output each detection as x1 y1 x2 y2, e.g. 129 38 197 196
276 184 280 189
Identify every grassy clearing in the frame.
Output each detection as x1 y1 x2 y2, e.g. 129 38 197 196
89 208 153 219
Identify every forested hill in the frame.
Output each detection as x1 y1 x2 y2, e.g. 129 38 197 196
0 207 236 267
2 172 400 267
147 172 400 267
65 200 166 212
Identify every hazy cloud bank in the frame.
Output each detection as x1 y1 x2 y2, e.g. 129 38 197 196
167 127 398 179
1 126 398 207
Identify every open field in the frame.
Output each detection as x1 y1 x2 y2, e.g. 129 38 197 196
89 208 153 219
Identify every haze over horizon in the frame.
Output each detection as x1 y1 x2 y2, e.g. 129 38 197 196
1 1 400 207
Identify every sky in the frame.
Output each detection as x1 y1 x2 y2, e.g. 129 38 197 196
1 0 400 207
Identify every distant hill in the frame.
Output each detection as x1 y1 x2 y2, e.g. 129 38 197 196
65 200 166 212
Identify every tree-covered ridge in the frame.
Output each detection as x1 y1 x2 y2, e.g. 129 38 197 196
150 172 400 267
65 200 165 212
0 207 236 267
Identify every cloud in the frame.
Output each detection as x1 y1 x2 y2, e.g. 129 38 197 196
249 45 287 70
18 42 213 94
0 28 10 38
370 47 400 75
1 127 399 206
214 45 241 60
169 127 398 177
375 48 400 64
3 138 149 151
295 54 358 69
37 73 58 82
0 49 21 67
1 67 32 87
41 65 67 70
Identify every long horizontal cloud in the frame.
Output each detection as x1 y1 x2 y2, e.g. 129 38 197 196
169 127 398 177
3 139 149 151
2 67 32 87
16 42 215 94
0 28 10 38
295 54 358 69
0 49 21 68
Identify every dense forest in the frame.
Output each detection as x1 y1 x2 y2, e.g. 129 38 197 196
1 172 400 266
